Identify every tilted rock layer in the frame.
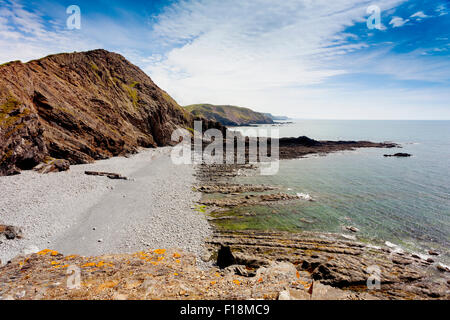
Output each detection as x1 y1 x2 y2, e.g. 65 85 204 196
0 49 220 176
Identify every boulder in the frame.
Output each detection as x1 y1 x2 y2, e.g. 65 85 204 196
0 225 23 240
345 226 360 233
33 159 70 173
436 264 450 273
216 245 236 269
384 153 412 157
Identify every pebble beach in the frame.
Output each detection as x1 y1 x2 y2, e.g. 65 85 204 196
0 147 211 266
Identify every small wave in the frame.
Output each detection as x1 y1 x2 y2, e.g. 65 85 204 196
341 234 357 241
297 193 314 201
438 263 450 270
385 241 405 254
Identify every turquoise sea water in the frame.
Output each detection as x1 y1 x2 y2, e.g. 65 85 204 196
229 120 450 263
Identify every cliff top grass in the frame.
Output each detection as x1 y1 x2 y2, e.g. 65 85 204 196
0 60 22 68
185 104 256 119
184 104 272 125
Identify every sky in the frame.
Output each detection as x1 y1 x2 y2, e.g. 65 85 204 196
0 0 449 120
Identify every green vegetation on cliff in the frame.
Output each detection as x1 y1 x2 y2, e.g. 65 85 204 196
184 104 274 126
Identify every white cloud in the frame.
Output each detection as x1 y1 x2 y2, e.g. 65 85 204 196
410 11 429 19
389 16 409 27
0 1 99 63
146 0 407 108
436 4 448 16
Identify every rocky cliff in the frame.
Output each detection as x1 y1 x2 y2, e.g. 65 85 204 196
185 104 274 126
0 49 222 176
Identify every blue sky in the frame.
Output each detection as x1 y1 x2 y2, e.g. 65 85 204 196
0 0 449 119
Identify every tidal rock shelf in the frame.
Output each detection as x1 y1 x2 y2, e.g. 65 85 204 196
205 230 449 300
194 159 449 300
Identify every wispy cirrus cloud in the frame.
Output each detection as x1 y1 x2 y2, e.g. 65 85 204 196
146 0 408 105
435 4 448 16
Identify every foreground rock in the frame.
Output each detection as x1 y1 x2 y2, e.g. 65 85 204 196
33 159 70 173
0 225 22 240
206 230 449 300
0 248 373 300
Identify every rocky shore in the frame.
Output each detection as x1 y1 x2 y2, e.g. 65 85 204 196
192 145 449 300
1 141 448 300
277 136 398 159
0 147 211 267
206 230 449 299
0 247 375 300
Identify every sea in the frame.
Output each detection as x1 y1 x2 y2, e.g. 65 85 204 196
228 120 450 264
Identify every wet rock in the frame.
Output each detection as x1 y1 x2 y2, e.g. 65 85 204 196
199 192 300 207
428 250 439 256
195 184 277 194
206 230 446 300
278 139 398 160
208 216 236 221
383 153 412 157
344 226 360 233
